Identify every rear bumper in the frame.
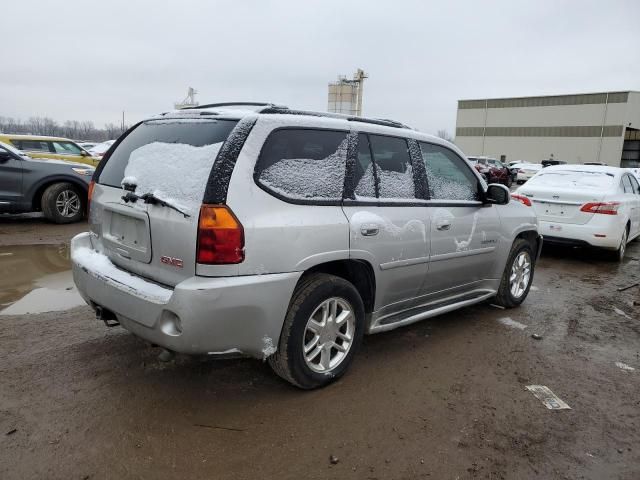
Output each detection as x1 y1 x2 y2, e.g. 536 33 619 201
71 232 301 358
539 219 623 249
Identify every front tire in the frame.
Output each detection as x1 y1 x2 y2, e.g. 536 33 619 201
268 273 365 389
493 239 535 308
41 182 84 224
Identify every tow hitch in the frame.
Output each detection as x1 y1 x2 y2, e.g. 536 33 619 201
95 305 120 327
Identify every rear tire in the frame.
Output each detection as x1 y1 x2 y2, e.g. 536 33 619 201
41 182 84 224
268 273 365 389
611 226 629 262
493 238 535 308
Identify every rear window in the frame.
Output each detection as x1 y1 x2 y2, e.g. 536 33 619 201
255 128 348 201
527 170 614 190
98 119 237 188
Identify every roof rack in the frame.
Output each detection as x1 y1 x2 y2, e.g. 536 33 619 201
180 102 287 111
259 106 412 130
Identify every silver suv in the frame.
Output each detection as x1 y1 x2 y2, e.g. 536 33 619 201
71 103 541 389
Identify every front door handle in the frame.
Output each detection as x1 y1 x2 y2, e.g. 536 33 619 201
436 220 451 231
360 224 379 236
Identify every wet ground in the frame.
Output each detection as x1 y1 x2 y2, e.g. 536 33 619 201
1 214 639 479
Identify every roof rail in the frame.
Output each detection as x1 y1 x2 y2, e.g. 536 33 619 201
259 106 412 130
180 102 287 111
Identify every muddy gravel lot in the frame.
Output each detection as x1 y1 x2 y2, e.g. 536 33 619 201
1 214 639 480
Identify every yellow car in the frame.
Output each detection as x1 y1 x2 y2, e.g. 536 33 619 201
0 134 100 166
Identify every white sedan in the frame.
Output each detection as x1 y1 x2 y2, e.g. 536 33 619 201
512 165 640 260
512 162 543 184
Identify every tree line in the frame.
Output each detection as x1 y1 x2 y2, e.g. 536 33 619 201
0 116 129 142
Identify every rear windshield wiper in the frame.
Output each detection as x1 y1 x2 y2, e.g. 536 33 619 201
121 191 190 218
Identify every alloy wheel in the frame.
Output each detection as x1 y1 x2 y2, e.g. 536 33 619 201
509 251 531 299
55 190 81 218
303 297 355 374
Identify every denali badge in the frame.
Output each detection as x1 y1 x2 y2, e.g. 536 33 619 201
160 256 184 268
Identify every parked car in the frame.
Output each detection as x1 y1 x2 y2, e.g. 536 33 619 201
0 141 94 223
541 159 567 168
467 156 513 187
513 165 640 260
0 134 99 167
70 102 541 389
512 163 543 184
88 140 116 158
78 141 100 151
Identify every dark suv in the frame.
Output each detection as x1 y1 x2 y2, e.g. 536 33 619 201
0 141 94 223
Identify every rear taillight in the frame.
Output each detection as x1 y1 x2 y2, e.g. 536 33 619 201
511 194 532 207
87 180 95 215
196 205 244 264
580 202 620 215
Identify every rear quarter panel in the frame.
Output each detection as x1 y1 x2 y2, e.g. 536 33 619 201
494 201 540 271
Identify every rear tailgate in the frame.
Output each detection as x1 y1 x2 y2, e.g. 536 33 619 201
91 117 239 287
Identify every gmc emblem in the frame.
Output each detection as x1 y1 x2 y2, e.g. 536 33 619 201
160 256 184 268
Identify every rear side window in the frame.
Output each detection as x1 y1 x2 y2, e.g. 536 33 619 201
629 175 640 194
13 140 50 152
369 135 415 199
354 133 376 198
622 175 634 194
255 128 348 201
419 142 479 201
98 119 237 188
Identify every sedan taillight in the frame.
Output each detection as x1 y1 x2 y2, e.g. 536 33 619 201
511 194 532 207
580 202 620 215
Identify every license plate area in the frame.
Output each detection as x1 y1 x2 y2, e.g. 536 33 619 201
102 207 152 263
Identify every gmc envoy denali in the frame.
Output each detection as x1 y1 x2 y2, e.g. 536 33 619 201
71 102 542 389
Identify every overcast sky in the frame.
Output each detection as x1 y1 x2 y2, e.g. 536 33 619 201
2 0 638 135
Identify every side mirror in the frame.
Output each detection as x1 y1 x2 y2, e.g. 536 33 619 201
80 150 90 157
484 183 510 205
0 151 13 163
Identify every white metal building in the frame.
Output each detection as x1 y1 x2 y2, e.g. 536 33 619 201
455 91 640 167
327 69 367 117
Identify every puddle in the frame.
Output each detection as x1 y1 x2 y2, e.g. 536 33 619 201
0 244 85 315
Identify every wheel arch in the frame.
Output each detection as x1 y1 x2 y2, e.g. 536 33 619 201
28 176 89 211
298 259 376 316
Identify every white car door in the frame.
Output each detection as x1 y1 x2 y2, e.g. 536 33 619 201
626 174 640 237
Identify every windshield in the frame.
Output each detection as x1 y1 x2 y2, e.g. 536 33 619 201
98 119 237 188
526 170 614 190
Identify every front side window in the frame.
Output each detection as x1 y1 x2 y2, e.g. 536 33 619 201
369 135 415 199
420 142 479 201
51 141 83 155
256 128 348 201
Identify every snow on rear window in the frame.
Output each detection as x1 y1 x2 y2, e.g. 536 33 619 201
527 171 614 190
377 164 415 199
256 129 348 200
123 141 222 215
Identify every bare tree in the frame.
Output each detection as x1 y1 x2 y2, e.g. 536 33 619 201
436 129 454 142
0 115 127 141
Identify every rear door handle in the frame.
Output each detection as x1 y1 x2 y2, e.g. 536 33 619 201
360 224 379 236
436 220 451 231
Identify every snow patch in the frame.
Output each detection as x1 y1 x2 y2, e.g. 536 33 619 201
262 335 276 360
615 362 635 372
454 212 479 251
208 348 243 356
72 247 172 304
123 141 223 216
497 317 527 330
